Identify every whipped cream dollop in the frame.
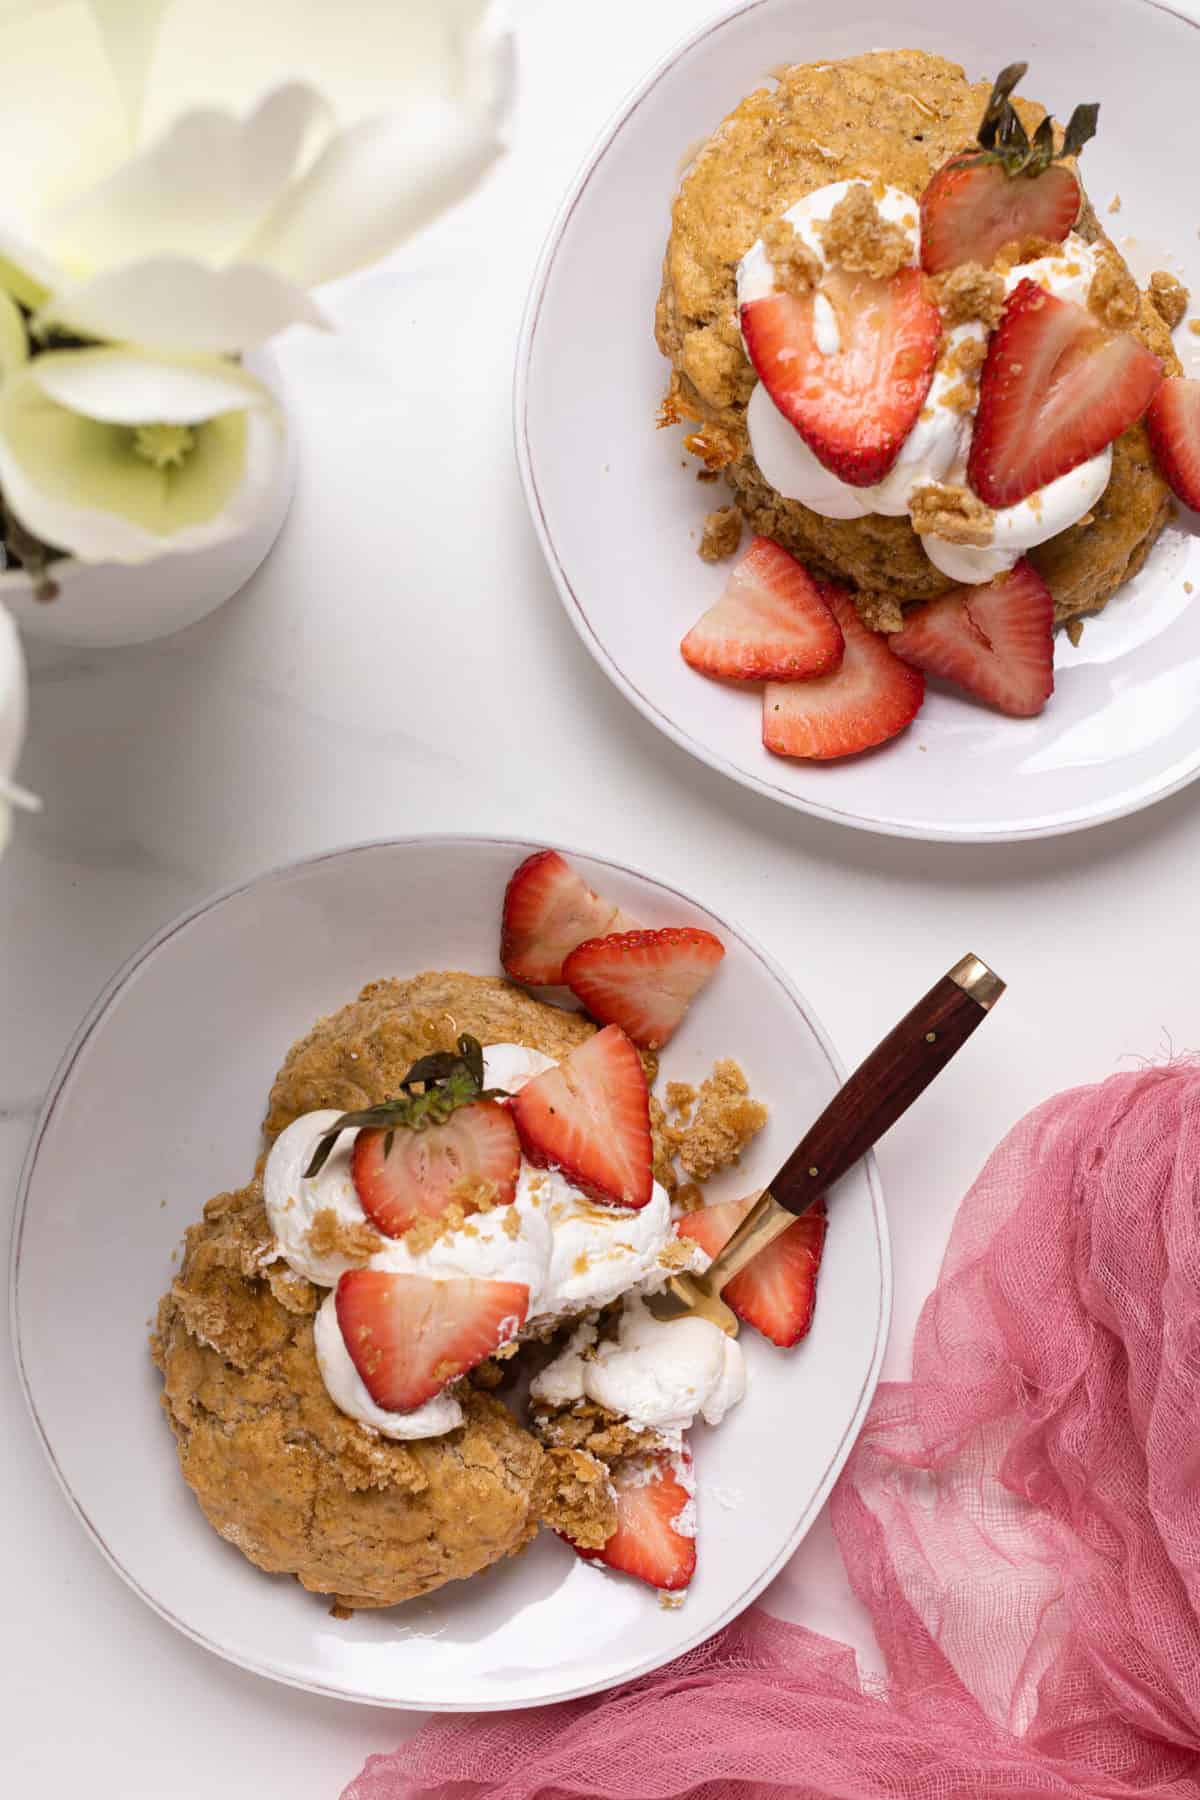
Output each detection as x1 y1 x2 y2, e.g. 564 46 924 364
736 181 1112 585
263 1043 686 1438
531 1295 747 1450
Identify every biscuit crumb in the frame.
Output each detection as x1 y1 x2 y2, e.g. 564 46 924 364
674 1182 706 1215
1065 618 1084 647
762 216 822 295
659 1590 687 1610
1186 582 1195 596
404 1202 467 1255
502 1205 521 1239
1149 271 1189 331
994 235 1060 275
329 1600 355 1620
666 1082 697 1122
1108 194 1122 216
675 1060 768 1182
932 262 1004 330
1088 249 1140 330
657 1237 695 1272
696 469 719 483
818 184 911 280
1190 320 1200 338
939 381 977 415
909 483 994 546
698 505 743 563
307 1207 383 1262
683 420 745 472
854 589 905 635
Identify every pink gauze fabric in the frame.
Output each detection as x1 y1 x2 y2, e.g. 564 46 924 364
344 1063 1200 1800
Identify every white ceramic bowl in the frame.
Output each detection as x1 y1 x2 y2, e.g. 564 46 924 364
516 0 1200 842
10 836 888 1709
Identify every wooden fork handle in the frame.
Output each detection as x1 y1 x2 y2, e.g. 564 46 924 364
770 954 1004 1217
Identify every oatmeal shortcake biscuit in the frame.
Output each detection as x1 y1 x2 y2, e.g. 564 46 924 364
657 50 1179 626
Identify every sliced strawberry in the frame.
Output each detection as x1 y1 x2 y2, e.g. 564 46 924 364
888 558 1054 717
511 1024 651 1209
741 266 941 487
763 585 924 760
562 927 724 1052
967 280 1162 508
569 1450 696 1592
920 156 1079 276
1146 377 1200 512
334 1271 529 1412
677 1196 826 1347
681 536 844 682
500 850 639 986
351 1099 521 1238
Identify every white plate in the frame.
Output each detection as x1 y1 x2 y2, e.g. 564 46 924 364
516 0 1200 842
10 837 888 1710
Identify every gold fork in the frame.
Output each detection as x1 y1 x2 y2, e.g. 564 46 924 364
645 954 1005 1334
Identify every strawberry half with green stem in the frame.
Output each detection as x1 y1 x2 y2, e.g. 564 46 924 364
681 536 843 682
763 585 924 760
563 927 725 1051
677 1196 826 1347
889 558 1054 717
567 1450 697 1592
920 62 1097 275
967 280 1162 507
511 1023 652 1209
335 1270 529 1412
352 1100 520 1238
1146 377 1200 512
501 850 639 986
741 266 941 488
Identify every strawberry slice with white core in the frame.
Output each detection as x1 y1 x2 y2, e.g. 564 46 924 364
677 1196 827 1347
889 558 1054 717
335 1270 529 1412
501 850 639 986
511 1024 652 1209
740 266 942 488
569 1450 697 1592
351 1099 521 1238
562 928 725 1052
1146 377 1200 513
967 280 1162 508
920 157 1080 275
763 585 924 760
680 536 844 682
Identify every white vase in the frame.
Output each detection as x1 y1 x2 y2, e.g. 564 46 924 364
0 348 295 650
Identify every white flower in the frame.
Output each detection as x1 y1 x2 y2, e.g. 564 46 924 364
0 347 283 563
0 601 33 856
0 0 514 351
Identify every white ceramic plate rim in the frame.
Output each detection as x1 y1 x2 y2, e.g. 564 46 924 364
513 0 1200 845
9 834 891 1709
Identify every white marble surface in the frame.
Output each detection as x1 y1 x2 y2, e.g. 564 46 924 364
4 1 1200 1791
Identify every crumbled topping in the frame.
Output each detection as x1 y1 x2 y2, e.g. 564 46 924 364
659 1591 687 1610
939 381 978 415
1088 249 1140 330
404 1203 467 1254
854 589 905 635
994 235 1061 275
762 216 822 295
698 504 743 563
817 184 912 280
306 1207 383 1262
674 1060 768 1183
1108 194 1122 216
1190 321 1200 338
940 332 988 380
682 420 745 471
502 1205 521 1240
657 1237 695 1271
910 483 995 546
1149 271 1189 331
1065 618 1084 646
674 1181 705 1215
666 1082 697 1122
932 262 1005 330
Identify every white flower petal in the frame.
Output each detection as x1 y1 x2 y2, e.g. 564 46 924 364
138 0 509 136
0 5 128 228
0 225 59 309
28 347 277 425
88 0 168 134
0 366 284 563
0 601 29 856
36 256 330 353
0 289 29 378
39 82 333 273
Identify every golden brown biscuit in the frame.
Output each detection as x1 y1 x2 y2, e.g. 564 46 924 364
657 51 1178 625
